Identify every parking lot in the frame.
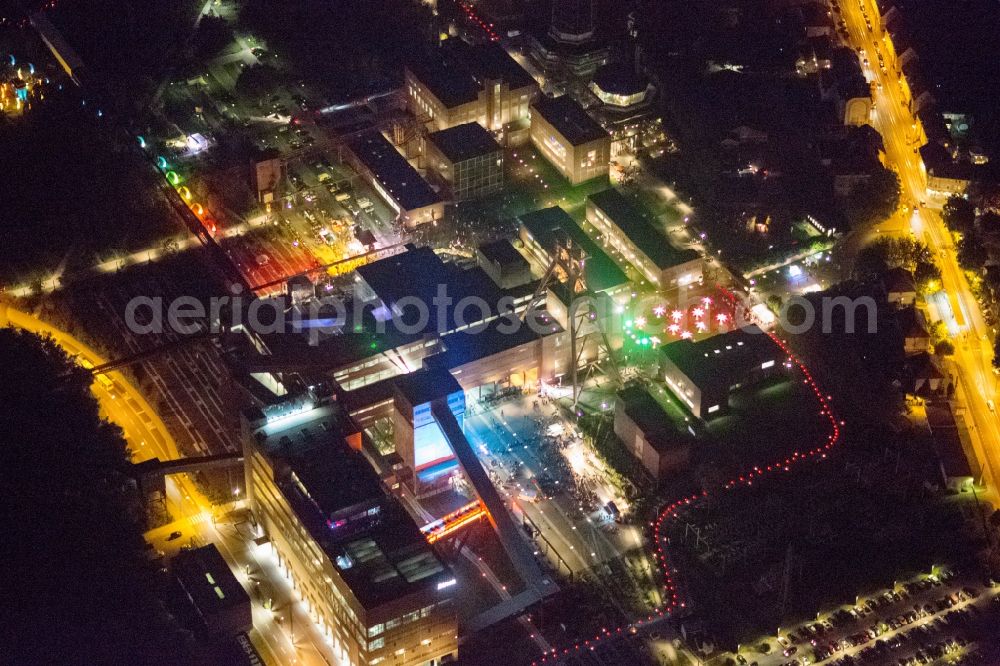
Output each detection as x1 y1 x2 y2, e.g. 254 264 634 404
155 27 407 295
731 565 998 666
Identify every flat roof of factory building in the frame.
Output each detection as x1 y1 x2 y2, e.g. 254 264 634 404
247 404 451 608
346 132 440 212
531 95 609 146
660 326 782 394
428 122 502 164
588 189 700 270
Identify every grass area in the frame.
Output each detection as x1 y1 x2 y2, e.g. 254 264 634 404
703 375 829 474
666 458 981 649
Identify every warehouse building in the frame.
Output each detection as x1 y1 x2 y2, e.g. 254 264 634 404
172 544 252 640
344 132 443 228
614 385 691 481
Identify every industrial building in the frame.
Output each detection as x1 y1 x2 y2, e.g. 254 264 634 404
476 239 532 290
529 96 611 184
589 62 655 111
528 0 610 77
585 188 702 290
172 544 252 640
659 326 786 418
424 123 503 201
392 366 467 493
614 385 692 481
517 206 628 300
344 132 443 228
405 41 538 143
241 396 459 666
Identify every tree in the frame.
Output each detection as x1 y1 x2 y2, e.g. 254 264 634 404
235 62 281 100
854 237 934 281
980 211 1000 235
192 15 235 59
942 195 976 236
0 329 189 663
914 260 942 292
935 339 955 356
957 232 989 271
845 167 901 228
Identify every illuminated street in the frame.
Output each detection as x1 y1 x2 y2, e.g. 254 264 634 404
839 0 1000 497
5 0 1000 663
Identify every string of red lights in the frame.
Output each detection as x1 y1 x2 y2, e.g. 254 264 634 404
458 1 501 43
533 287 843 664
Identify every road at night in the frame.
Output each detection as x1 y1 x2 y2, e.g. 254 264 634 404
840 0 1000 498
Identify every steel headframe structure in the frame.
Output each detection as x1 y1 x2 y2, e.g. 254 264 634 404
521 236 621 407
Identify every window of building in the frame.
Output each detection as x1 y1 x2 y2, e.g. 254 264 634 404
368 637 385 651
368 624 384 638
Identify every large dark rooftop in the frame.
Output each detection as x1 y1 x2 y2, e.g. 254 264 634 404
531 95 609 146
591 62 650 97
172 544 250 622
660 326 784 396
617 385 685 456
588 189 700 270
406 54 481 108
428 122 502 164
393 365 463 407
346 132 440 212
408 40 536 110
249 404 452 608
442 39 537 91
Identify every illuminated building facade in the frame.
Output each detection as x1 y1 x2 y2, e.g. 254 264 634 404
424 123 504 201
529 96 610 184
585 189 702 290
392 367 466 494
659 326 785 418
344 132 444 229
614 385 692 481
405 41 538 143
242 397 459 666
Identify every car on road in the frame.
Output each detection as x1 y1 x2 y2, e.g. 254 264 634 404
167 530 182 541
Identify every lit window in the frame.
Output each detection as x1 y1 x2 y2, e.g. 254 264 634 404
368 624 384 638
368 637 385 651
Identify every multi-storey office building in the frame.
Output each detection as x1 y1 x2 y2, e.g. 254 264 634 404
424 123 503 201
242 398 459 666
